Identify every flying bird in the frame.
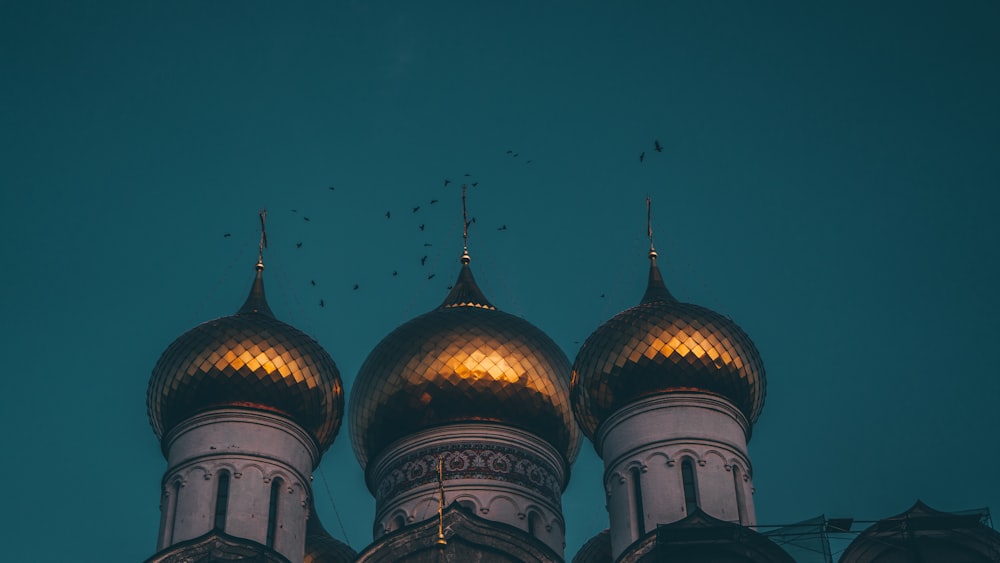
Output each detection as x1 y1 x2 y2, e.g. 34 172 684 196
290 209 298 213
412 206 420 213
654 139 663 152
600 293 606 298
443 179 451 187
392 270 398 277
639 152 645 163
421 255 427 266
430 199 439 204
353 284 359 290
471 182 478 187
423 243 432 247
385 211 391 219
419 224 425 231
525 160 533 165
328 186 335 190
506 150 513 155
497 225 507 231
427 273 436 280
223 233 231 238
303 216 310 222
296 242 303 248
310 280 316 286
320 299 325 308
464 173 471 177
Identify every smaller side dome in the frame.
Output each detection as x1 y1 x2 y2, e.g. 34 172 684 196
304 512 357 563
147 264 344 452
572 255 765 440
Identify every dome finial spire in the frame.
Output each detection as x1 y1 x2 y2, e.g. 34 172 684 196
238 209 275 317
461 183 471 264
646 194 657 261
641 196 675 304
256 208 268 271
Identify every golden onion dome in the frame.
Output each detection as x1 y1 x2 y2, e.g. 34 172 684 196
304 510 357 563
349 257 580 469
147 262 344 453
572 251 765 440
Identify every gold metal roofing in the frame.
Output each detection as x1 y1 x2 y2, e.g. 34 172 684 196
349 263 580 469
571 256 765 440
147 266 344 453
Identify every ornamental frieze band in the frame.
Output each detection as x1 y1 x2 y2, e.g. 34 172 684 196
376 443 561 504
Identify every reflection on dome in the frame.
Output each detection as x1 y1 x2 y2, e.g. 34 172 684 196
350 262 580 469
147 266 344 452
572 256 765 440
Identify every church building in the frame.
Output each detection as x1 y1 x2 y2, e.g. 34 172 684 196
142 205 1000 563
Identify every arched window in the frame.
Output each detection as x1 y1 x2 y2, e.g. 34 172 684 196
733 465 747 525
165 480 181 546
214 471 230 531
266 478 282 548
681 458 699 515
392 514 405 532
528 511 541 538
630 466 645 535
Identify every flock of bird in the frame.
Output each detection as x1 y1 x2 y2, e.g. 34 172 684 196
223 140 664 310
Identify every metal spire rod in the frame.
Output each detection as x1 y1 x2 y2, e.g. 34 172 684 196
257 208 268 269
436 454 447 546
646 196 656 258
460 184 471 264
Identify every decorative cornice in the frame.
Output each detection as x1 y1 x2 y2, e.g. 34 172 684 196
375 442 562 505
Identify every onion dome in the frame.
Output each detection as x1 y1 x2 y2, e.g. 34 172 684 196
571 250 765 440
147 261 344 452
349 254 580 468
304 512 357 563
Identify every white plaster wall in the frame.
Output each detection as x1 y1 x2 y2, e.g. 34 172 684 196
596 393 756 559
368 423 569 556
156 409 319 563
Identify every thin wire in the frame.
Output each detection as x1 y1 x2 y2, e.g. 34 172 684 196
318 467 352 547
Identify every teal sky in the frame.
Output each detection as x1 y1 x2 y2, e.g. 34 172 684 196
1 2 998 561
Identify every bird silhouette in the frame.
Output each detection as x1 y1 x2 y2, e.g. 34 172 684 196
223 233 231 238
421 255 427 266
419 224 425 231
412 206 420 213
310 280 316 286
654 139 663 152
430 199 439 204
497 225 507 231
471 182 479 187
423 243 432 247
392 270 398 277
525 160 533 165
303 216 310 222
385 211 391 219
443 179 451 187
427 273 436 280
290 209 298 213
296 242 303 248
600 293 606 298
320 299 325 307
464 173 471 177
639 152 645 163
506 149 513 155
353 284 359 290
328 186 336 190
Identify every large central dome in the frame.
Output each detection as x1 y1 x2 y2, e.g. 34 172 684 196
349 258 580 469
